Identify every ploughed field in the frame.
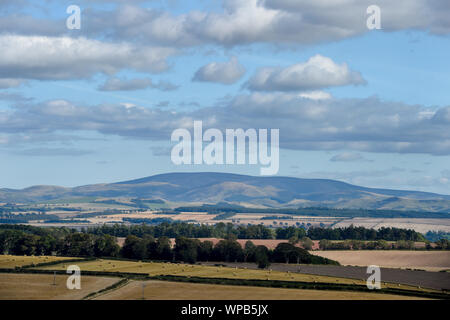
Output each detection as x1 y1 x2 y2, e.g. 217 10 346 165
94 280 426 300
311 250 450 272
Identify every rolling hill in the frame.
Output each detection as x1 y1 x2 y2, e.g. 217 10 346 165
1 172 449 212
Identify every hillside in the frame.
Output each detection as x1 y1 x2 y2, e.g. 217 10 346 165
1 172 449 212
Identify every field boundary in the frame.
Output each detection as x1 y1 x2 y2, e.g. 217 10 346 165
82 278 130 300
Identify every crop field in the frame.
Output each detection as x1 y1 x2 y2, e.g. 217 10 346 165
33 258 437 293
94 280 426 300
207 262 450 291
332 218 450 233
0 255 81 269
311 250 450 272
35 259 364 285
0 273 118 300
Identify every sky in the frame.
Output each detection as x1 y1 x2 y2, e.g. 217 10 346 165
0 0 449 194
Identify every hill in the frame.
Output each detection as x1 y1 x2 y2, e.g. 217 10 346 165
1 172 449 212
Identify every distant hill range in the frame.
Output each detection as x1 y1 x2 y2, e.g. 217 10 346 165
1 172 449 212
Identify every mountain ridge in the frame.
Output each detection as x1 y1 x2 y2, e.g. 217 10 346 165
1 172 449 211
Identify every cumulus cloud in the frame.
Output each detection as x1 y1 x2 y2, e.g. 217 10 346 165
78 1 450 47
1 95 449 156
193 56 245 84
98 77 178 91
1 1 449 48
0 35 175 81
246 55 365 92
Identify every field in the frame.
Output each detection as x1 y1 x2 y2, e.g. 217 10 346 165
332 218 450 233
311 250 450 272
0 273 118 300
0 255 447 299
206 262 450 291
94 280 426 300
33 257 437 293
0 255 81 269
35 258 366 286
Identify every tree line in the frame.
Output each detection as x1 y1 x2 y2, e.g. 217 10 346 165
121 235 338 268
0 226 337 268
86 222 425 241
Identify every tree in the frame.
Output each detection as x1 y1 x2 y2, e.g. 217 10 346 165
319 239 331 250
213 238 243 262
61 233 95 257
254 245 270 269
155 236 173 260
94 234 120 257
273 243 296 264
300 237 313 250
121 235 146 259
198 240 213 261
244 240 256 262
174 237 199 263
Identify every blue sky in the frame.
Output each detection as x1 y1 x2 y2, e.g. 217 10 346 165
0 0 449 194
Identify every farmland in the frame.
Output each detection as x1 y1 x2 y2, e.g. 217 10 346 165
0 255 81 269
32 257 439 293
311 250 450 272
0 255 448 300
0 273 118 300
94 280 426 300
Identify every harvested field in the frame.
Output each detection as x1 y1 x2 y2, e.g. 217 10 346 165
204 262 450 291
34 259 365 286
95 280 425 300
0 273 118 300
33 258 435 293
332 218 450 233
0 255 80 269
311 250 450 272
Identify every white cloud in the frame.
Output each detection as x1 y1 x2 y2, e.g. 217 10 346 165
193 56 245 84
298 91 332 100
80 1 450 47
0 35 175 81
246 55 365 92
1 95 449 156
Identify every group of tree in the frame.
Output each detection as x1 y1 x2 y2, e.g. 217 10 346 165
0 228 119 257
85 222 425 242
121 235 338 268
